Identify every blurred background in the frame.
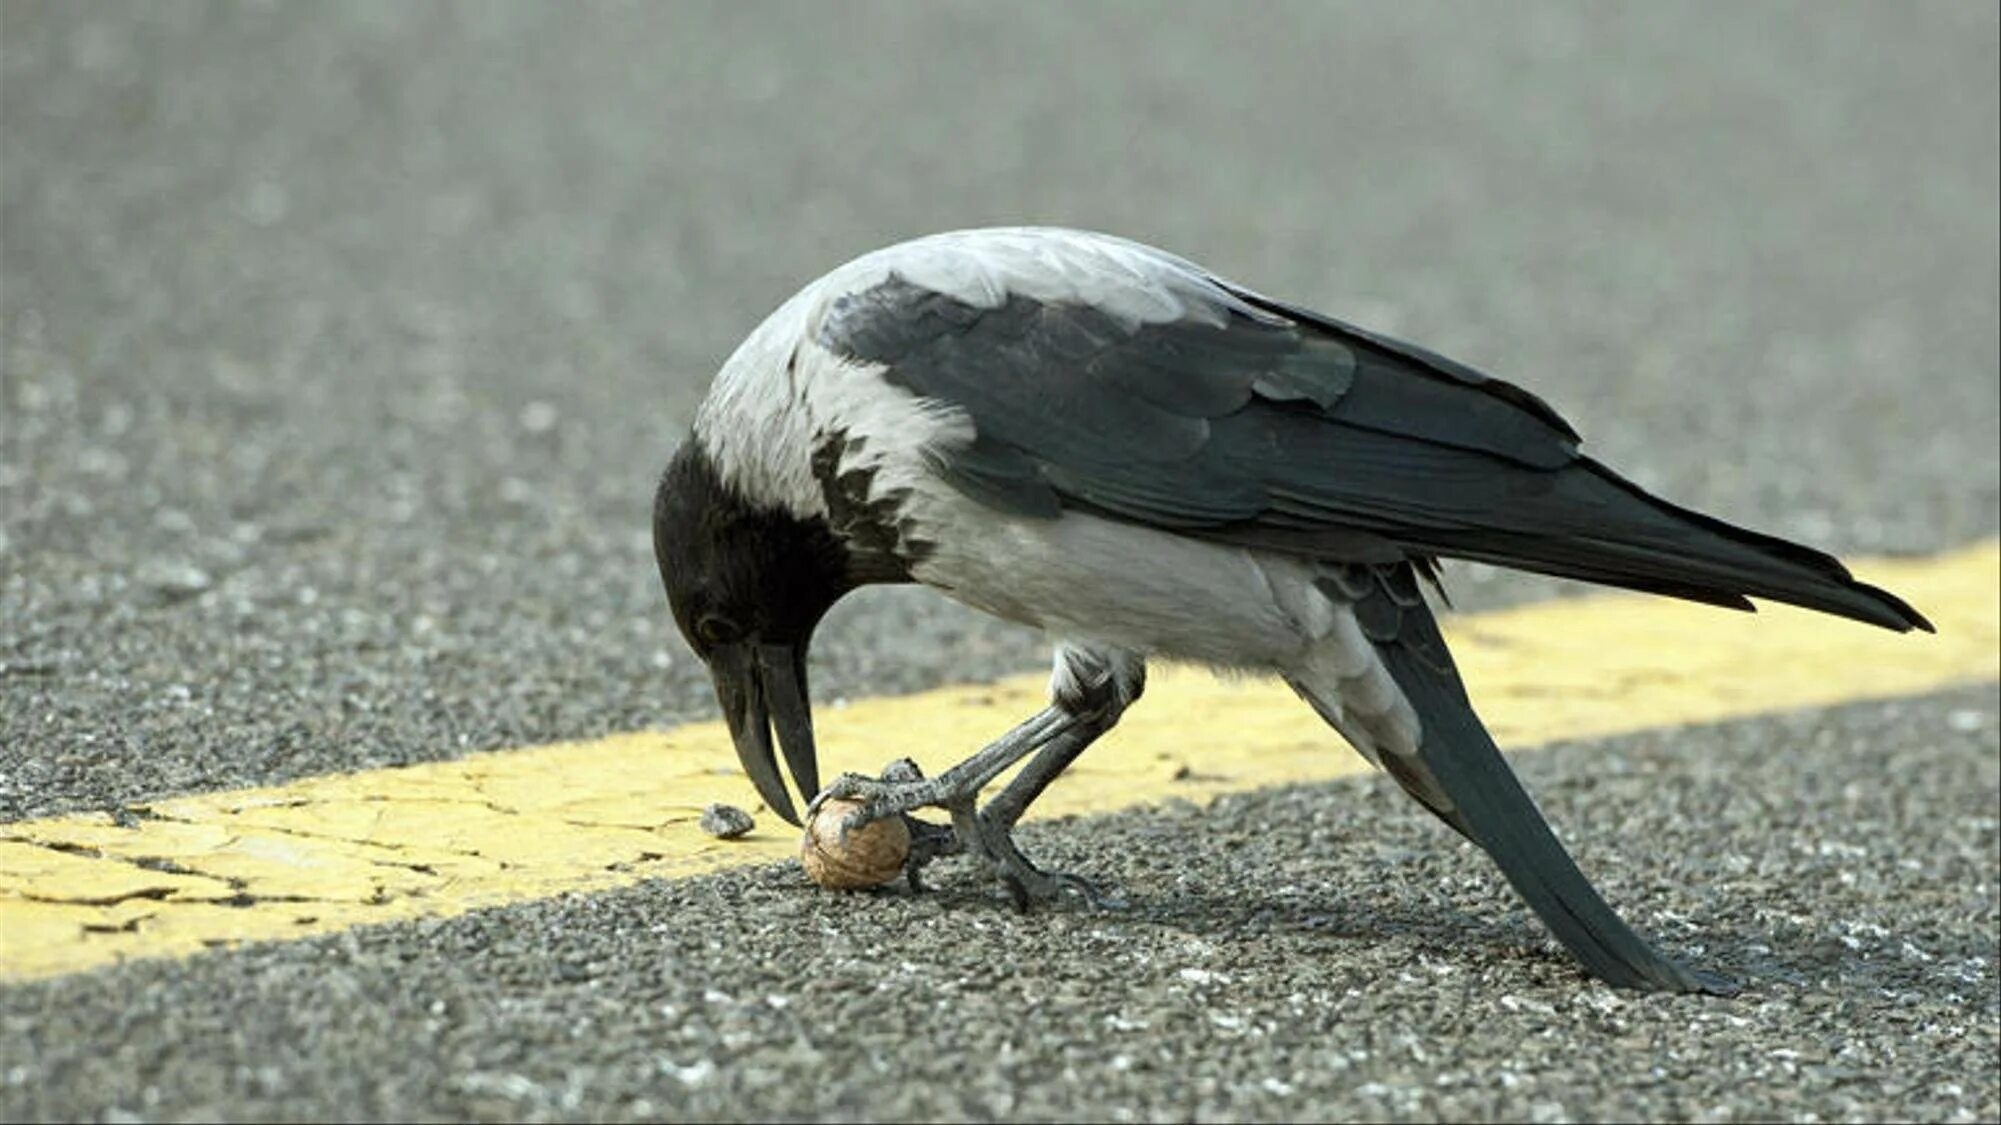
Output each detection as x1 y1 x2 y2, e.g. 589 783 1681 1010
3 1 1996 819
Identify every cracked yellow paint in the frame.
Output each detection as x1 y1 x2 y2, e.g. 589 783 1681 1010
2 541 1996 982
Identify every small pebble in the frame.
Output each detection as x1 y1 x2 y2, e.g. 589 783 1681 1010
140 561 214 603
699 803 755 840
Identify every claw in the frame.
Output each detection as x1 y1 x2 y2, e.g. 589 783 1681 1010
805 770 873 818
1000 861 1121 911
800 758 1115 910
880 758 926 784
1062 873 1126 911
838 807 873 838
964 810 1120 911
1002 875 1031 914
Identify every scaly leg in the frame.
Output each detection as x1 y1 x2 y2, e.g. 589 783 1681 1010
811 645 1145 905
972 651 1146 906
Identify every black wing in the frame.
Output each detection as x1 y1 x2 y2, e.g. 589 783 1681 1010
819 271 1930 633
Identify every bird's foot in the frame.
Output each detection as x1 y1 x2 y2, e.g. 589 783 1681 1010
809 757 957 828
810 758 964 893
898 811 960 894
950 802 1123 912
813 759 1118 909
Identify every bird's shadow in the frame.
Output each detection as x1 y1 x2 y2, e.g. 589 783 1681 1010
891 847 1994 1008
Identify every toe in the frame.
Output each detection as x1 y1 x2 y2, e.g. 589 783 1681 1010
807 772 875 815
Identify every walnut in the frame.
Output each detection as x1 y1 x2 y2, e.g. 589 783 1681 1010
800 798 910 889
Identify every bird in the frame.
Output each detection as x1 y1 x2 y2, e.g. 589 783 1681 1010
651 226 1931 994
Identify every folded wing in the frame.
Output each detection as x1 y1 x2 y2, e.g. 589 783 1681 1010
815 237 1929 634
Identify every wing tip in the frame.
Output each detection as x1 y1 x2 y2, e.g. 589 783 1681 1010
1811 575 1934 634
1858 580 1935 634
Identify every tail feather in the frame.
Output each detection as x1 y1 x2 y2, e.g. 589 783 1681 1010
1299 563 1738 994
1410 458 1933 634
1372 638 1736 994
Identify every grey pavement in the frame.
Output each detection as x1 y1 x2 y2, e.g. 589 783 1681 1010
4 689 1997 1122
2 2 1997 1121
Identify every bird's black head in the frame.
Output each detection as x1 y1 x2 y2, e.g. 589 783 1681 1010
653 441 852 825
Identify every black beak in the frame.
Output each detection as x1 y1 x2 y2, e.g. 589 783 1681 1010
708 642 820 826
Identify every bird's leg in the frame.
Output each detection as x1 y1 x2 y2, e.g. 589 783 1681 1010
965 725 1122 909
812 645 1144 907
969 653 1146 908
983 653 1145 827
809 705 1070 829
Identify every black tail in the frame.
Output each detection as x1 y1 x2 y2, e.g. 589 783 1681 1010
1219 286 1931 634
1413 457 1932 634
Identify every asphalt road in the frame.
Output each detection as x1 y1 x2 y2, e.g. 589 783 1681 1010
3 2 1997 1121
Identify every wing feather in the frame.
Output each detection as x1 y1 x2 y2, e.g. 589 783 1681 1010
816 234 1929 633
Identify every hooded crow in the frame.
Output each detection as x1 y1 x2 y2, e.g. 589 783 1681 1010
652 227 1931 994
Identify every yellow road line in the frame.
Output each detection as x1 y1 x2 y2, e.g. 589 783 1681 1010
3 542 1996 982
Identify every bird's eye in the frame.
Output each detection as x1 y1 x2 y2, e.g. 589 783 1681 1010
694 613 743 647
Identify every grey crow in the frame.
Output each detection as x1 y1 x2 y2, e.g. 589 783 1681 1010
651 227 1931 994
